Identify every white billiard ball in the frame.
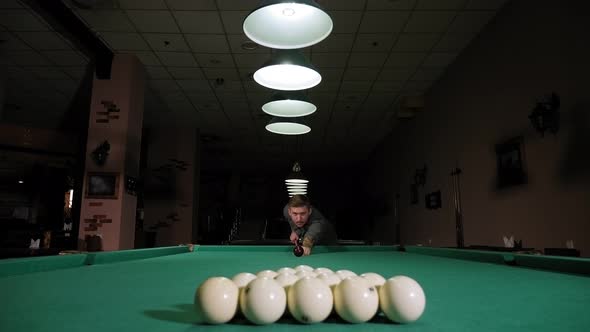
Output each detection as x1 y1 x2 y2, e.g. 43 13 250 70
288 277 333 324
333 276 379 323
194 277 239 324
231 272 257 288
360 272 386 289
277 267 296 275
316 272 341 290
240 277 286 325
335 269 357 279
295 270 317 279
314 267 334 275
257 269 278 278
379 276 426 323
275 273 299 289
295 265 314 272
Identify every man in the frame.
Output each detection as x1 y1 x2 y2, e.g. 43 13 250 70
284 194 337 256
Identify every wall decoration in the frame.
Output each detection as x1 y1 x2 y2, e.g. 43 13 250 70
529 92 560 137
495 136 527 189
425 190 442 209
91 140 110 166
96 100 120 123
85 172 119 199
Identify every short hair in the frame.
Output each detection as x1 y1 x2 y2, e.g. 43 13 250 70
287 194 311 208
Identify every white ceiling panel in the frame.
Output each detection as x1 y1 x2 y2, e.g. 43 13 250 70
352 33 397 53
330 11 364 34
118 0 167 10
312 34 356 53
145 66 172 79
143 33 189 51
219 11 249 34
42 50 87 66
202 67 240 80
174 11 224 33
393 33 440 51
0 9 49 31
156 51 198 66
348 53 388 67
127 10 179 33
359 11 411 33
343 67 381 81
422 52 458 66
77 10 135 32
311 53 348 68
384 52 427 67
416 0 466 10
189 34 232 53
15 31 71 50
166 0 217 10
366 0 417 10
195 53 235 68
100 32 150 50
167 66 205 79
404 11 456 33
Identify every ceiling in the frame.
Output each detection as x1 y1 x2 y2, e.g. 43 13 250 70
0 0 508 169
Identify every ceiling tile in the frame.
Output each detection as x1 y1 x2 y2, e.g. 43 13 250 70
149 79 180 92
0 10 49 31
195 53 235 68
44 79 78 94
371 80 404 92
167 67 205 79
25 66 69 79
404 11 455 33
411 66 445 81
312 34 355 53
466 0 508 10
366 0 417 10
311 53 348 68
174 11 224 33
384 52 426 67
216 0 259 10
359 11 411 33
4 50 51 66
378 68 414 80
126 10 179 33
100 32 149 50
156 51 198 66
343 67 381 80
352 33 396 53
317 0 366 10
213 80 243 93
42 50 87 66
348 53 388 67
202 67 240 80
77 10 135 32
0 31 31 50
234 54 267 68
15 31 71 50
219 11 249 34
188 34 232 53
434 31 477 52
227 34 271 54
143 33 189 51
145 66 172 79
319 67 345 81
415 0 466 10
313 80 340 92
129 51 162 65
118 0 167 9
330 11 364 33
448 11 496 34
0 1 23 8
62 66 88 79
167 0 217 10
177 79 211 92
422 52 458 66
340 81 373 92
393 33 439 51
403 80 433 91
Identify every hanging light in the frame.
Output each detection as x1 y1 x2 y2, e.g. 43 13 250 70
266 116 311 135
262 91 317 117
254 50 321 91
285 162 309 196
243 0 333 49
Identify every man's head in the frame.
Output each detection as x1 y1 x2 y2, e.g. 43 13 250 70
287 195 312 228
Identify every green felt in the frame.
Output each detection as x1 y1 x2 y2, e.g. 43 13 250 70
0 254 88 278
1 246 590 332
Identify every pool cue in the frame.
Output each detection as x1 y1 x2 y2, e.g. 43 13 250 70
451 167 465 248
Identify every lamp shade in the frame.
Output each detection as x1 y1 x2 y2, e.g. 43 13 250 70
266 116 311 135
254 50 321 91
262 92 317 117
243 0 333 49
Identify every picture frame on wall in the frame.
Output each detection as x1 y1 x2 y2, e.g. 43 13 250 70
495 136 527 189
85 172 120 199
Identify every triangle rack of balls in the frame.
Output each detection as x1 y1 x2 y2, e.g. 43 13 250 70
194 265 426 325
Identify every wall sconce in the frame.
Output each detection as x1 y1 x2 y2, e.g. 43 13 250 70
529 92 560 137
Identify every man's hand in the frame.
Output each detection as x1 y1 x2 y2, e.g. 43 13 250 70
290 231 298 244
302 246 312 256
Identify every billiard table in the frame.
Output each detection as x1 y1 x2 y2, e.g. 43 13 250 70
1 245 590 331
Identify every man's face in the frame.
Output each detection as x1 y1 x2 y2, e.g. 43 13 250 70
288 206 311 228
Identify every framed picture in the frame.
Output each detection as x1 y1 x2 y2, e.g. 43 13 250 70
85 172 120 199
495 137 527 189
